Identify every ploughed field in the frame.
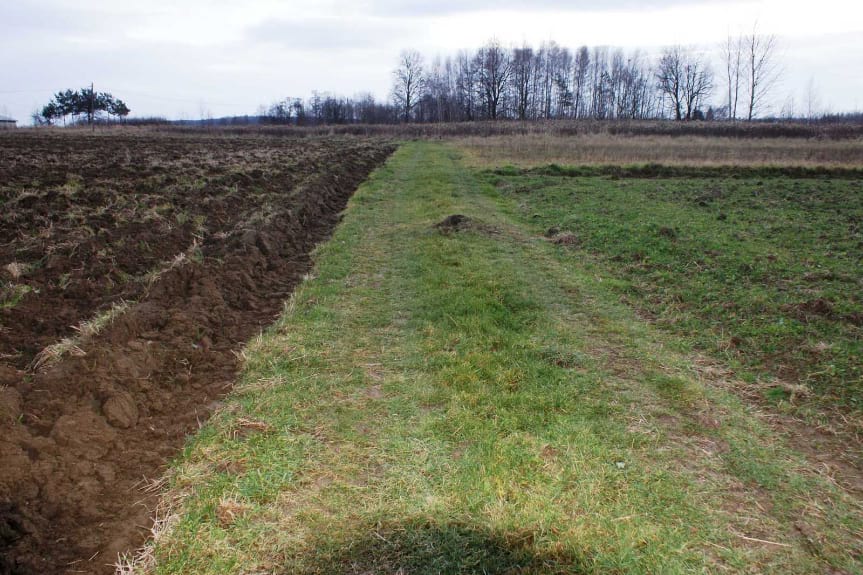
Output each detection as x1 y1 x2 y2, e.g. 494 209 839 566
0 131 394 574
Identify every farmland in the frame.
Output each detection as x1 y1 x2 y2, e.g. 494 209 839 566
138 140 860 574
0 131 395 574
1 129 862 574
477 161 863 413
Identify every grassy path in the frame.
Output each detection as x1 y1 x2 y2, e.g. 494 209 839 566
140 143 861 574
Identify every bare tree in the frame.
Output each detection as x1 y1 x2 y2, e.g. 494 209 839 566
610 50 654 119
537 42 560 119
455 49 478 121
573 46 590 119
512 45 535 120
476 39 512 120
422 56 452 123
682 52 713 120
656 46 684 120
805 77 821 122
780 93 796 119
391 49 425 122
553 47 574 118
535 42 573 119
442 56 458 122
744 25 780 121
589 46 609 119
722 33 744 120
656 46 712 120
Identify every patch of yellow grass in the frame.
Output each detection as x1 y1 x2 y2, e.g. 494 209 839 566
30 300 130 371
457 133 863 168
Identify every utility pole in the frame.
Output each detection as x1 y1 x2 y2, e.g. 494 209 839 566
90 82 95 131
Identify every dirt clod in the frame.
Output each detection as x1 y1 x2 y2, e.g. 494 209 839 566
549 232 580 246
781 298 835 322
102 392 139 429
0 504 27 548
799 298 834 316
658 226 678 239
50 410 117 461
0 366 19 387
0 389 21 424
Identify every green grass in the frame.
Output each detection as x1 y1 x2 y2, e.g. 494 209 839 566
0 281 33 310
141 143 862 574
482 166 863 415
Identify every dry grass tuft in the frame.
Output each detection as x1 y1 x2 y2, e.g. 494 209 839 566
30 300 130 372
114 504 182 575
241 375 287 393
771 380 813 403
4 262 24 280
114 466 197 575
216 497 252 527
229 417 274 439
142 239 200 288
27 236 205 373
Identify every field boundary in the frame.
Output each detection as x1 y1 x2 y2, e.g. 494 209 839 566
495 163 863 179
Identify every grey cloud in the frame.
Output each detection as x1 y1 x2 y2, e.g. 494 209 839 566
3 2 114 34
247 17 409 51
359 0 751 17
1 2 133 46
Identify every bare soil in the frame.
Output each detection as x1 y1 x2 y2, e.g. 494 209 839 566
0 131 394 574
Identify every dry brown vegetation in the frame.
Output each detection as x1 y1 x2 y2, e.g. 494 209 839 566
457 133 863 168
32 118 863 141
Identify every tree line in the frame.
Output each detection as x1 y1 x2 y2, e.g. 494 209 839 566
258 91 396 125
33 27 782 127
392 29 779 123
258 28 779 125
391 42 665 123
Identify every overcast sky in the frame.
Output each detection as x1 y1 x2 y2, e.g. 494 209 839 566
1 0 861 123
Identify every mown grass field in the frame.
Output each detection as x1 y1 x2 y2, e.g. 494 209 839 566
134 142 862 574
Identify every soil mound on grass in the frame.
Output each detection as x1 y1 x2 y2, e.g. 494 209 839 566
435 214 498 236
435 213 473 232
